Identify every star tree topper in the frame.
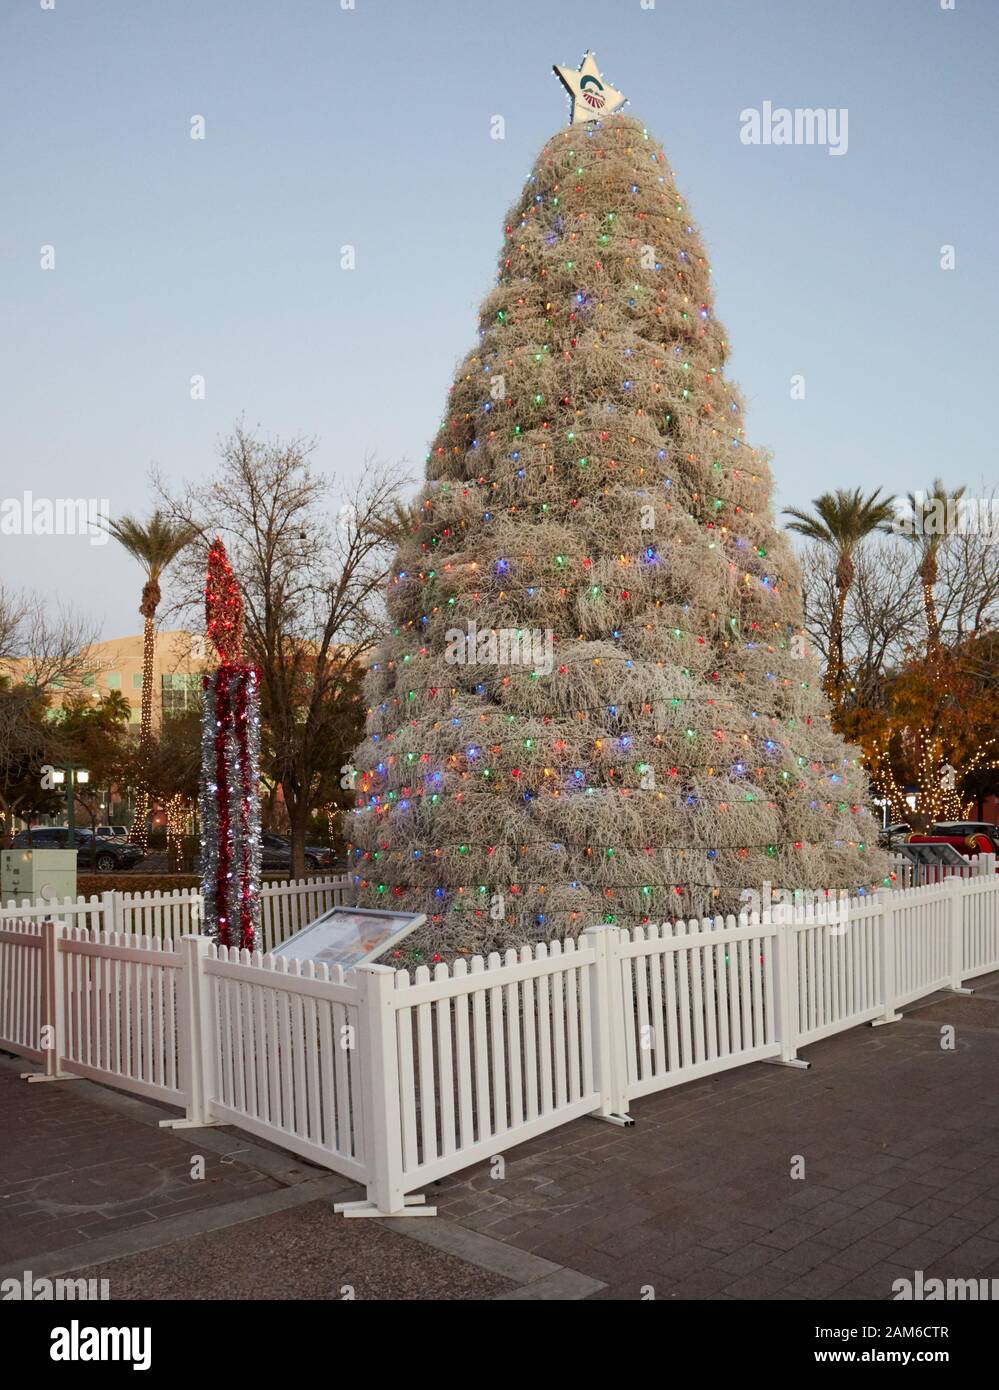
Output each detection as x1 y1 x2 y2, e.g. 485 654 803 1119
553 52 626 125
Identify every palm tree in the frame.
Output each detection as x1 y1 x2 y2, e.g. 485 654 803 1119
900 478 965 660
784 488 896 707
106 511 198 846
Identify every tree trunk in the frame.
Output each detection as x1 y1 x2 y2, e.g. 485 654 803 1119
128 613 157 846
261 782 280 832
920 551 942 659
825 586 848 705
285 787 309 880
139 612 155 747
825 551 855 708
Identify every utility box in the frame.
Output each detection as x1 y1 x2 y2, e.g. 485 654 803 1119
1 849 78 907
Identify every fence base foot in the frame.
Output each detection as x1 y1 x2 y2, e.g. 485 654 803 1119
871 1013 903 1027
159 1116 223 1129
763 1056 810 1070
948 986 974 996
590 1111 634 1127
335 1195 437 1219
22 1071 82 1083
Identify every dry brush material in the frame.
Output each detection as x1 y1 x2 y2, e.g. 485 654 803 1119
347 115 888 956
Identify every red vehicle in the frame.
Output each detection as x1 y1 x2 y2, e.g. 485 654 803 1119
929 821 999 852
906 830 998 862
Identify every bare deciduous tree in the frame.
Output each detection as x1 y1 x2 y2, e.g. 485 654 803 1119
0 589 96 689
0 592 96 844
800 539 921 699
936 519 999 645
156 424 411 877
0 588 29 662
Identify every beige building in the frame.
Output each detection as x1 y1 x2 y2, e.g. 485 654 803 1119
6 629 206 728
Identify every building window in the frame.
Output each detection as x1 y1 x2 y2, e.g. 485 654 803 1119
82 673 95 689
106 672 121 690
161 672 202 715
132 673 143 689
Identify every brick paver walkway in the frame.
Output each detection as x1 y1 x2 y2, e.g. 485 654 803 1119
3 970 998 1300
0 1064 514 1299
430 970 999 1299
0 1069 279 1265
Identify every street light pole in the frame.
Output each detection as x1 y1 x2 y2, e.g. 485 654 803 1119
55 764 90 857
66 770 75 846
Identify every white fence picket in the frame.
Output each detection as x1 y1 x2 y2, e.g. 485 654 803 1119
381 936 602 1191
0 875 354 949
0 921 45 1063
963 873 999 979
201 946 367 1182
790 895 884 1046
618 914 781 1099
56 928 186 1105
891 883 951 1006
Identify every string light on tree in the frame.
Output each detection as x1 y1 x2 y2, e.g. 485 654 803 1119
127 621 158 852
165 792 186 872
111 585 160 855
346 61 888 955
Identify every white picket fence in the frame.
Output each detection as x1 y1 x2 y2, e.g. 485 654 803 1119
2 874 997 1217
59 928 189 1106
0 921 47 1066
202 942 367 1183
617 916 780 1100
0 876 353 954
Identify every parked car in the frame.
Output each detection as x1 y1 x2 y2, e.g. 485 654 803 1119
929 822 999 852
260 833 339 874
878 822 912 848
12 827 144 873
96 824 129 841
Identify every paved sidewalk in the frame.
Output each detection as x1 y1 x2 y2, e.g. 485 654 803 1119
0 1063 516 1300
3 970 998 1301
430 970 999 1300
0 1068 281 1266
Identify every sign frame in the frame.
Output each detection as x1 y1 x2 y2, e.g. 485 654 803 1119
270 904 427 972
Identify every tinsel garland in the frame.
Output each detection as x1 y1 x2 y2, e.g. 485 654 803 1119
200 664 262 950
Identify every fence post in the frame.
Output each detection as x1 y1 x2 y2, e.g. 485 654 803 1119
581 923 633 1123
23 919 76 1082
160 934 220 1128
946 873 973 995
100 890 122 938
335 963 435 1218
873 888 903 1026
764 905 810 1069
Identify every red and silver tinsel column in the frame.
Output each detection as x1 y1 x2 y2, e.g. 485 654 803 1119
200 538 261 951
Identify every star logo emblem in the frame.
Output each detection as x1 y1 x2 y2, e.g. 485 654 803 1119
553 52 626 126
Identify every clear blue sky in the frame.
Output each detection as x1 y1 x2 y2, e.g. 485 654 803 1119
1 0 996 641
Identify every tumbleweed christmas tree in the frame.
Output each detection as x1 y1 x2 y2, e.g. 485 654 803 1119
348 60 887 954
